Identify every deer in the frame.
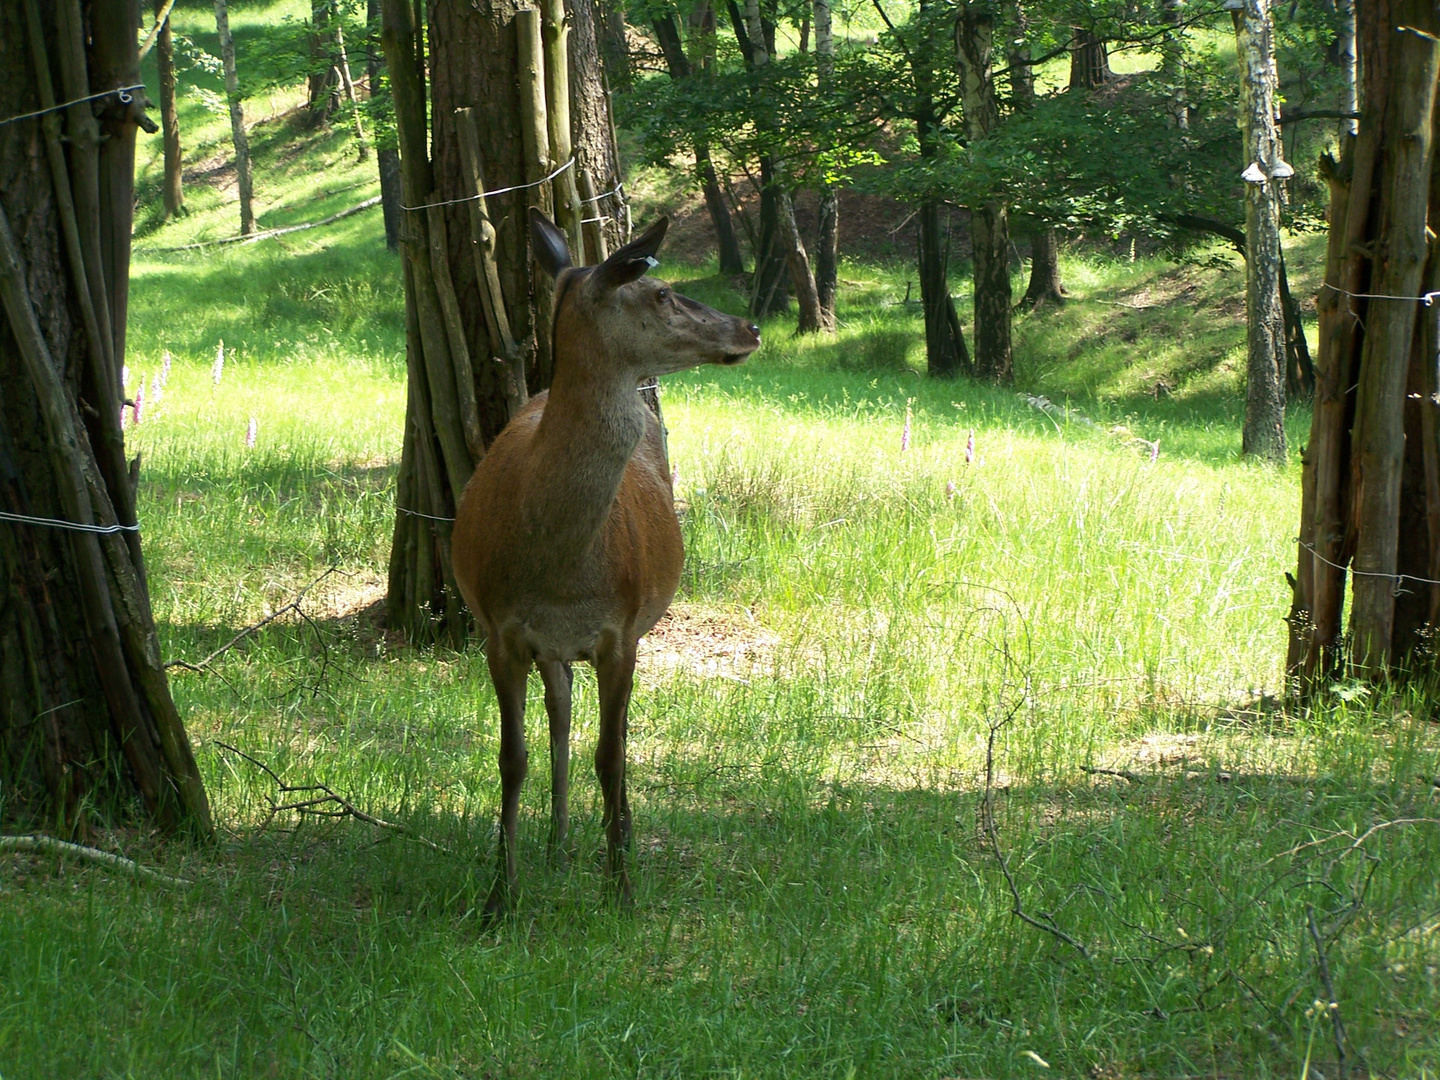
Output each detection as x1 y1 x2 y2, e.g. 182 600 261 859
451 210 762 917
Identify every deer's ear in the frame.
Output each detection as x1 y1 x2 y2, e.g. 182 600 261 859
529 209 572 278
592 216 669 293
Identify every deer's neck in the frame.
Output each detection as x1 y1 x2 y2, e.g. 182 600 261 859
529 346 650 558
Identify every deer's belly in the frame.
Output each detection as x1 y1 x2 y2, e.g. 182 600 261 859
501 593 672 664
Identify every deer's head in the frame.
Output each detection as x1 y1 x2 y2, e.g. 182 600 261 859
531 210 761 379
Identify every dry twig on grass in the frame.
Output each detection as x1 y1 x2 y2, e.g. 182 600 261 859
215 742 451 855
0 834 193 888
166 566 342 674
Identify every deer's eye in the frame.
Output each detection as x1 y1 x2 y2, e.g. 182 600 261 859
656 288 670 303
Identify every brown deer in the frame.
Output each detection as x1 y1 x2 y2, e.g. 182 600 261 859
452 210 761 916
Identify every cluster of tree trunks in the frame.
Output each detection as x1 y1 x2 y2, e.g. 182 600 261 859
0 0 211 834
153 0 185 217
1287 0 1440 685
381 0 627 643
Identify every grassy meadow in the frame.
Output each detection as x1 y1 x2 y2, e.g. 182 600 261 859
3 17 1440 1078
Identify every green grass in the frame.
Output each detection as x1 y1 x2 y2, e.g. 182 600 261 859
3 42 1439 1080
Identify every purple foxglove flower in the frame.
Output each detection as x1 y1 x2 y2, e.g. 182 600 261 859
946 480 957 500
133 377 145 424
1149 440 1159 463
212 341 225 385
160 350 172 387
150 373 163 403
245 417 257 448
901 405 911 453
965 429 975 465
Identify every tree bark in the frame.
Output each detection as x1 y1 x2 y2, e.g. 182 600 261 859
214 0 255 236
382 0 623 642
1233 0 1287 463
956 1 1012 382
2 0 211 835
597 0 632 92
1287 0 1440 688
155 0 184 217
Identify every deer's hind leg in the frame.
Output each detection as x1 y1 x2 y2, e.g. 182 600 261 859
536 659 574 863
485 636 532 919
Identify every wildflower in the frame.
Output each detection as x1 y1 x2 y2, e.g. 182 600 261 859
160 349 172 387
150 372 163 404
900 402 912 453
120 404 129 430
670 465 680 488
212 340 225 385
965 429 975 465
245 417 257 448
121 364 129 391
132 377 145 424
946 480 957 500
1149 440 1160 463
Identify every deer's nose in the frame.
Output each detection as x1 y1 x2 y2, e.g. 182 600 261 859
746 323 761 343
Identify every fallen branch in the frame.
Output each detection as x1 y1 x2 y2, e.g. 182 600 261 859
138 197 381 253
216 742 451 854
1081 765 1143 783
166 566 340 673
1307 904 1348 1080
982 676 1090 959
0 834 192 888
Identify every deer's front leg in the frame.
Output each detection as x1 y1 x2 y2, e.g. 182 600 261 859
537 659 574 863
485 638 531 919
594 638 636 904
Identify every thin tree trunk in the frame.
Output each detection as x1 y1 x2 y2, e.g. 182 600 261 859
335 22 368 158
814 0 838 324
214 0 255 236
309 0 340 125
957 1 1012 382
2 0 211 835
1161 0 1188 129
732 0 814 326
1233 0 1287 462
653 13 744 275
367 0 402 250
598 0 632 91
155 0 184 216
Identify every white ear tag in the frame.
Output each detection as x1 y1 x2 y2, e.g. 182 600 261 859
645 256 660 269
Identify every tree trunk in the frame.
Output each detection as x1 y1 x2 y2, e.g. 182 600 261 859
335 22 368 158
957 1 1012 382
1 0 211 836
1018 228 1063 310
214 0 255 236
918 200 968 378
309 0 340 125
732 0 814 326
382 0 623 643
1286 0 1440 687
813 0 838 324
598 0 632 92
155 0 184 217
1160 0 1188 130
1233 0 1287 463
1068 27 1112 90
653 13 744 275
366 0 402 250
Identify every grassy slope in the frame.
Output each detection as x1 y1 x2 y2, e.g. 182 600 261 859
2 16 1438 1079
